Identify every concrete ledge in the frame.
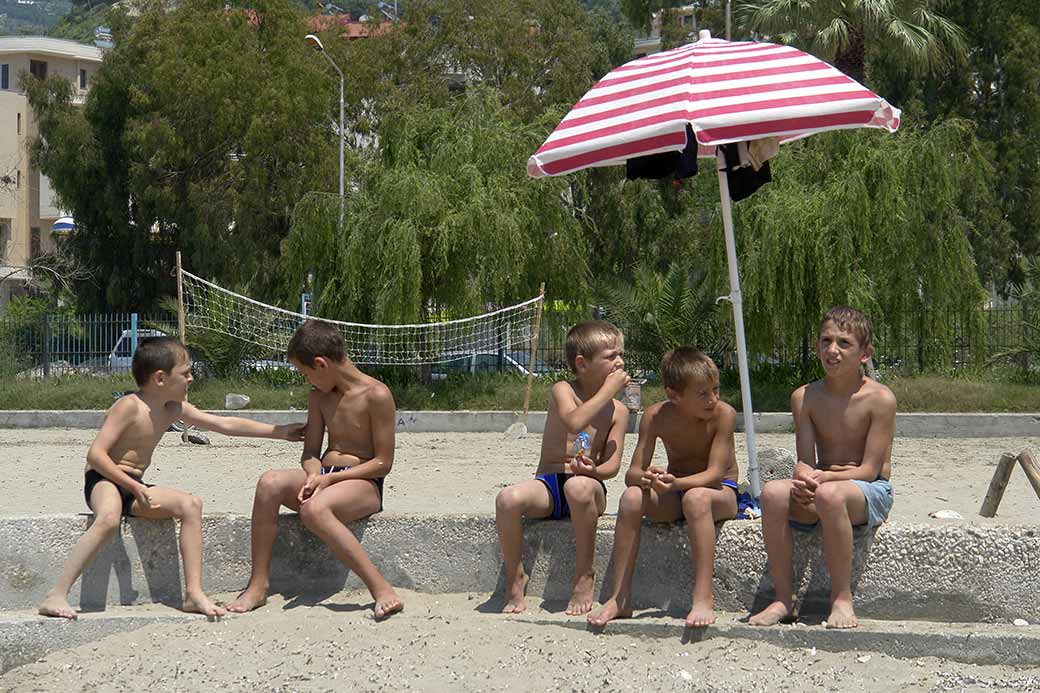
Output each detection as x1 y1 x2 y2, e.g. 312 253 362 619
2 514 1037 623
2 410 1040 436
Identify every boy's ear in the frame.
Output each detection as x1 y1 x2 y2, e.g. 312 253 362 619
859 342 875 363
151 370 167 387
574 354 586 373
312 356 328 370
665 386 681 403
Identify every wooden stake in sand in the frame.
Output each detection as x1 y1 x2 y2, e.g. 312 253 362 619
979 449 1040 517
505 283 546 439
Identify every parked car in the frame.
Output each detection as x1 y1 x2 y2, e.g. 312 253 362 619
108 329 168 371
430 350 552 380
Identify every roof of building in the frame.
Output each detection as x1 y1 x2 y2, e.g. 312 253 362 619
0 37 104 62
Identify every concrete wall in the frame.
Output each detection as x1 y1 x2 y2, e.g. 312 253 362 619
3 410 1040 437
3 514 1037 623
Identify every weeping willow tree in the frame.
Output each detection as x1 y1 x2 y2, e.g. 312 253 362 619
730 118 997 370
283 88 588 324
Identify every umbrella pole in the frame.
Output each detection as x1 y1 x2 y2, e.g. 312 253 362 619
715 151 761 497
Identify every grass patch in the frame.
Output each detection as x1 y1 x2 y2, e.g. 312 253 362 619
5 370 1037 412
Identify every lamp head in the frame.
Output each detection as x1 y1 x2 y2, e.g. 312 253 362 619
305 34 325 52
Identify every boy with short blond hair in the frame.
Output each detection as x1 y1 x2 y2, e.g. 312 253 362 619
227 320 402 620
496 319 630 615
38 337 304 620
749 306 896 629
588 347 738 628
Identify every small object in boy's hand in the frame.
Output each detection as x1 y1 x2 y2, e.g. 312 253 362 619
572 432 591 458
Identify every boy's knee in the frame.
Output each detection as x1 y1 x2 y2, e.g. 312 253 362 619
563 477 599 506
177 494 203 518
495 486 521 515
255 471 286 502
760 480 791 510
814 483 845 512
681 488 711 517
618 486 644 516
92 511 121 534
298 499 329 529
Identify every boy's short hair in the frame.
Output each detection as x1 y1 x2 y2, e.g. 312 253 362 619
660 347 718 392
565 320 623 372
287 320 346 367
821 306 873 348
131 336 187 386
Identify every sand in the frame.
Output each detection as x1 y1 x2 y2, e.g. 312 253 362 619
2 429 1037 525
4 590 1040 692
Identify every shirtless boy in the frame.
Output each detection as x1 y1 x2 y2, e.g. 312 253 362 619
495 320 629 615
226 320 402 620
38 337 304 620
749 307 896 629
588 348 738 628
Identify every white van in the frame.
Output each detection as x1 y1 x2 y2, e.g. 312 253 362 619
108 329 167 371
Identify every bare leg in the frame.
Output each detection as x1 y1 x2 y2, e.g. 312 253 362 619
564 476 606 616
39 483 124 619
815 481 868 629
682 487 738 627
588 486 681 626
226 469 305 613
299 479 401 620
749 480 813 626
494 480 553 614
133 487 224 618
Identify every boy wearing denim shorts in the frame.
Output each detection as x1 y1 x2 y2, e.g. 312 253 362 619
750 307 896 630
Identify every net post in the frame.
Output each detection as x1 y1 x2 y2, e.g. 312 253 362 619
176 251 186 344
521 283 546 424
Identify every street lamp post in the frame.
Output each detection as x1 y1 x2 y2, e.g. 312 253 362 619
305 34 344 232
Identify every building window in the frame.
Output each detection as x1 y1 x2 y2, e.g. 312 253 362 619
16 113 20 135
16 170 20 189
79 69 87 89
29 60 47 81
1 65 7 90
30 227 40 259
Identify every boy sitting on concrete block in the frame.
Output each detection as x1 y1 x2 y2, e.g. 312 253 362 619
750 306 896 629
495 320 630 615
227 320 402 620
38 337 304 620
588 348 739 628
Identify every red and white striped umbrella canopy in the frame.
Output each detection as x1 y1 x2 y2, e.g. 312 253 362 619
527 34 900 178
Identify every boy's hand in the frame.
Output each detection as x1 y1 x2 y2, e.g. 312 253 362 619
298 473 323 503
132 484 159 510
603 368 631 395
571 453 597 477
651 472 677 494
278 423 307 442
791 479 815 506
641 466 666 490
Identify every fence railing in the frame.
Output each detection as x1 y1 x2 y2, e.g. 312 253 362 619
0 307 1034 379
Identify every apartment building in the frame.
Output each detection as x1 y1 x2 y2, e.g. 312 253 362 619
0 37 102 307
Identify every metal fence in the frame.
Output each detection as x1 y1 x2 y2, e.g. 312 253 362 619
1 306 1034 379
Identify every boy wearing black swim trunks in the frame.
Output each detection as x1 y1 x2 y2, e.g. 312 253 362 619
38 337 304 620
495 320 629 616
588 348 739 629
226 320 402 620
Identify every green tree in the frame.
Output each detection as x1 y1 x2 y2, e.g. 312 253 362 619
284 88 589 323
28 0 335 311
738 0 968 84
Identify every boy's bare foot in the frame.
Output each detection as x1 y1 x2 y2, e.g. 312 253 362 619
565 573 596 616
685 600 717 628
373 590 404 621
826 599 859 629
587 598 632 627
183 593 226 619
38 595 77 620
225 587 268 613
748 600 794 626
502 571 529 614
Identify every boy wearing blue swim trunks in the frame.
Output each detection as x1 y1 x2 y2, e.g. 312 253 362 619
226 320 402 620
750 307 896 630
495 320 629 616
588 348 739 629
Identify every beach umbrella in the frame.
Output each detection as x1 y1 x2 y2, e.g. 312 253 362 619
528 30 900 496
51 216 75 237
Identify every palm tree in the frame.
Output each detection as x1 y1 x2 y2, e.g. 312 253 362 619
738 0 968 83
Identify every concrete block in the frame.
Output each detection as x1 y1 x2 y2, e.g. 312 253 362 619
756 447 796 483
2 514 1038 625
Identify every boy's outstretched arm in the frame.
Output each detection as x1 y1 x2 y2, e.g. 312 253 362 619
179 403 305 441
87 399 156 508
624 405 658 487
552 370 630 434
